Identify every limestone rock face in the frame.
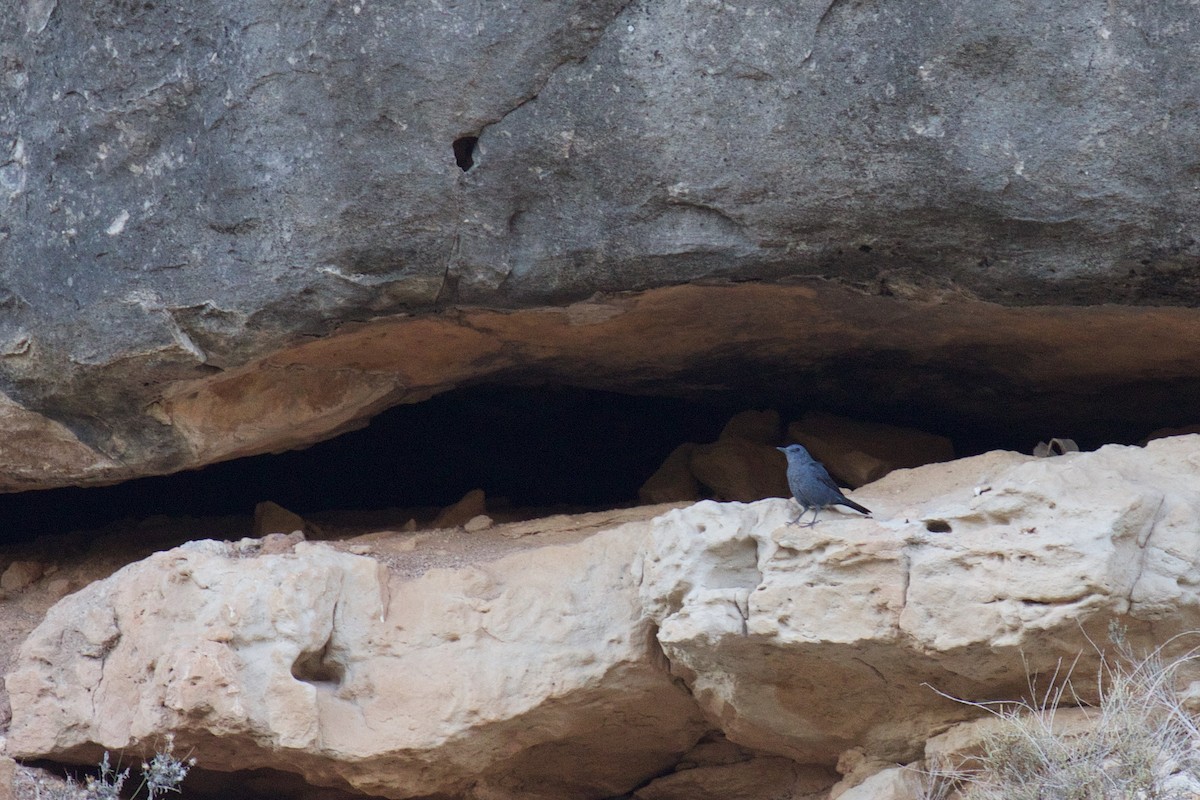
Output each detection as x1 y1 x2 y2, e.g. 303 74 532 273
640 435 1200 761
2 1 1200 486
6 525 708 799
7 436 1200 798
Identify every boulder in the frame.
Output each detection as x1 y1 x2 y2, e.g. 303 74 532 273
431 488 488 529
0 561 43 594
831 766 922 800
638 443 703 504
641 409 792 505
9 436 1200 797
462 514 494 533
6 522 707 799
719 411 781 445
922 709 1095 775
689 439 791 502
640 436 1200 762
786 412 955 488
251 501 309 537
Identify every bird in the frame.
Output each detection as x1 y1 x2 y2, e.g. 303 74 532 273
776 444 872 526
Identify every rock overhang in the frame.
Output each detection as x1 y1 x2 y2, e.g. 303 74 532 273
2 0 1200 491
2 280 1200 494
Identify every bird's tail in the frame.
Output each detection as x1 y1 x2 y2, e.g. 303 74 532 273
840 497 872 516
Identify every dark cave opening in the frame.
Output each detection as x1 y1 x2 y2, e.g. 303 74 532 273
0 387 740 543
0 380 1194 546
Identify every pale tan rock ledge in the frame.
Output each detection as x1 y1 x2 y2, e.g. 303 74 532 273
6 436 1200 799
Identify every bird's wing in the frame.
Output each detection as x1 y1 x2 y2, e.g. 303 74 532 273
813 460 871 514
814 464 843 494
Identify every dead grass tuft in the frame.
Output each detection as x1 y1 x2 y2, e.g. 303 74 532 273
921 624 1200 800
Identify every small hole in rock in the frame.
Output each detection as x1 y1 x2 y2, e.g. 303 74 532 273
925 519 952 533
453 136 478 171
858 244 872 252
291 640 344 686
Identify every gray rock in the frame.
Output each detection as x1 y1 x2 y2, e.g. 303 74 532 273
0 0 627 477
1 0 1198 485
453 0 1200 304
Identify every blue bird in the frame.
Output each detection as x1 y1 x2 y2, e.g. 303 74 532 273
776 444 872 526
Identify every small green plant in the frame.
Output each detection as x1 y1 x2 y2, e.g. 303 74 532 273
52 735 195 800
922 626 1200 800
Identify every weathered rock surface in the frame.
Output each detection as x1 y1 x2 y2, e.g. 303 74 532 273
642 435 1200 764
7 436 1200 798
6 515 708 799
138 286 1200 483
2 2 1200 487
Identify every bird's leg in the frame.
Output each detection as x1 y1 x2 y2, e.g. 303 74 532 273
800 507 821 527
787 504 806 527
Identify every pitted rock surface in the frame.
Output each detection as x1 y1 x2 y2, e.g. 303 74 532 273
8 437 1200 797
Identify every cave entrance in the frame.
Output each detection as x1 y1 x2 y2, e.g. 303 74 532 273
0 378 1195 547
0 387 745 544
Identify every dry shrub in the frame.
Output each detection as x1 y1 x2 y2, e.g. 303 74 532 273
923 626 1200 800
